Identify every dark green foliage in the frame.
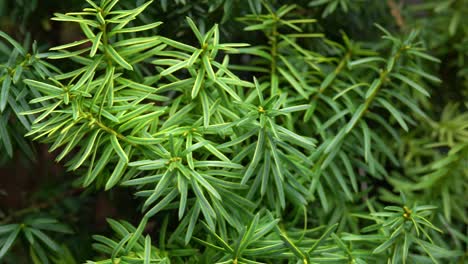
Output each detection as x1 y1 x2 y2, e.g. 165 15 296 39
0 0 466 263
0 32 59 162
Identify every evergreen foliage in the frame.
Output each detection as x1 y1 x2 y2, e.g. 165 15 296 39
0 0 466 263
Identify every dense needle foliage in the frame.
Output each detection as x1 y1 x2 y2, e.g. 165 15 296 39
0 0 466 263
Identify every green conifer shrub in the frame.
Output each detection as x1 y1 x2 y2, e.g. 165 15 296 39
0 0 466 263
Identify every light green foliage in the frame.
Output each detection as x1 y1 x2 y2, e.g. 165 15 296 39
86 219 169 264
0 0 466 263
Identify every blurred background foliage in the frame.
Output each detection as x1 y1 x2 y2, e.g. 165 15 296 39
0 0 466 263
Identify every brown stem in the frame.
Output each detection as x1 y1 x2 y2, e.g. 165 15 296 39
0 188 84 225
388 0 405 29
